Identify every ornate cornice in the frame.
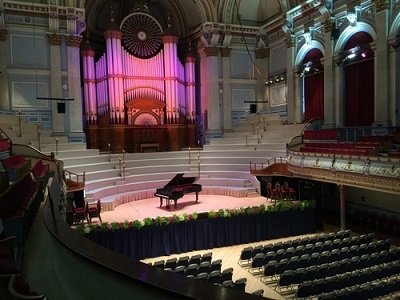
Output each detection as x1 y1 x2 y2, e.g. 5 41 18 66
323 19 334 33
65 35 82 47
47 33 62 46
288 165 400 194
255 48 269 59
286 35 295 48
204 46 219 57
220 47 231 57
374 0 389 12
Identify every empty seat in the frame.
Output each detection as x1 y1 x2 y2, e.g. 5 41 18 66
238 247 253 266
249 253 264 274
189 254 201 265
198 261 210 274
196 272 208 281
233 277 247 292
173 265 185 275
262 260 277 282
221 267 233 282
207 270 221 285
221 280 233 288
252 245 263 257
251 289 264 296
185 263 198 277
153 260 165 269
276 269 294 293
210 259 222 272
164 257 177 269
177 256 189 268
201 252 212 263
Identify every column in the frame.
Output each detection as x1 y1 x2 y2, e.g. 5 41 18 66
334 55 345 127
163 35 179 123
373 2 390 127
104 30 123 124
255 48 269 112
286 35 299 123
185 55 196 123
339 184 346 230
322 19 336 128
221 47 232 132
48 33 65 135
204 46 221 137
65 35 85 140
0 24 9 110
388 38 399 127
82 47 97 124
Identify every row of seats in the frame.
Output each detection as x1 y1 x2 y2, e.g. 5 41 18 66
168 265 233 283
275 251 400 291
239 230 352 264
258 241 394 280
303 129 339 141
152 252 213 270
296 260 400 298
318 277 400 300
247 236 385 273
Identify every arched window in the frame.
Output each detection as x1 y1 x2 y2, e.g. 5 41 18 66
302 49 324 121
343 32 374 127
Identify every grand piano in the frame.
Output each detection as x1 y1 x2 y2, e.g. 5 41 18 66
154 173 202 209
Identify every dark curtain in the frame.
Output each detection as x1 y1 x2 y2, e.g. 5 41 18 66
304 72 324 121
345 59 374 126
86 209 316 260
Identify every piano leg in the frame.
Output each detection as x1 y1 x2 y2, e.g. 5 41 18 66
159 197 163 208
195 192 199 203
174 199 178 209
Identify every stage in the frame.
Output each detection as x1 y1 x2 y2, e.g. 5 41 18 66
100 194 270 223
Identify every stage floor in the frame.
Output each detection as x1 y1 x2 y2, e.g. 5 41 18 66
100 194 270 223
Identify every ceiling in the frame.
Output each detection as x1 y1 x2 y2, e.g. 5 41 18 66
83 0 294 38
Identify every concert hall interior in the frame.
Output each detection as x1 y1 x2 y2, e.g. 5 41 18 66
1 0 400 299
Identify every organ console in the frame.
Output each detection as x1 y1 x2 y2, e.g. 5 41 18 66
154 173 202 209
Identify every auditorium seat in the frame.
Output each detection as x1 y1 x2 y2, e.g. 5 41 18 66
87 199 102 224
207 270 221 285
220 267 233 282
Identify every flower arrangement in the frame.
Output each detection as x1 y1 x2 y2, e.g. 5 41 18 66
74 200 315 235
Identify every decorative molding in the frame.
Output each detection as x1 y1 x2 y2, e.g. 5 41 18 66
374 0 389 12
204 46 219 57
220 47 231 57
65 35 82 47
47 33 62 45
286 35 295 48
323 19 334 33
255 48 269 59
288 165 400 194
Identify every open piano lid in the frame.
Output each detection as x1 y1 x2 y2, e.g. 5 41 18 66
165 173 199 186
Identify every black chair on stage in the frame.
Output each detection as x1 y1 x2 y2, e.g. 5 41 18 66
173 265 185 275
248 253 264 274
221 267 233 282
185 263 198 277
177 256 189 268
153 260 165 269
233 277 246 292
261 260 277 283
196 272 208 282
164 257 177 269
251 289 264 296
210 259 222 272
189 254 201 265
276 270 294 293
198 261 210 274
200 252 212 263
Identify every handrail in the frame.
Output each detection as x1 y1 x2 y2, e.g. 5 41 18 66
249 157 287 172
63 169 85 184
301 117 324 134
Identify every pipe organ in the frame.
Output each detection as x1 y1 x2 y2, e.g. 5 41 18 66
82 11 197 152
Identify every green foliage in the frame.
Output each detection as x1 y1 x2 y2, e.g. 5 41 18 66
74 200 314 234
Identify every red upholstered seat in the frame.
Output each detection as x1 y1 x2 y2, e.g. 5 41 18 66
87 199 102 224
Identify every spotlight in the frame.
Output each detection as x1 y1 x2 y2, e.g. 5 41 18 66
304 66 311 72
361 52 367 58
347 52 356 59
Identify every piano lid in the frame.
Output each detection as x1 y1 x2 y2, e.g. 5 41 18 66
164 173 199 187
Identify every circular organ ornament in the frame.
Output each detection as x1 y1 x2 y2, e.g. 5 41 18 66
120 12 163 59
134 112 158 126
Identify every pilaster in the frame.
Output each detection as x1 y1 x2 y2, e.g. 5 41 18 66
255 48 269 112
66 35 85 139
286 35 298 123
0 28 9 110
221 47 232 132
323 19 336 128
48 33 65 135
373 5 390 127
